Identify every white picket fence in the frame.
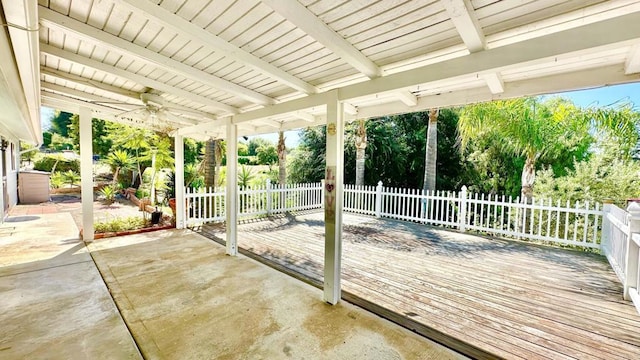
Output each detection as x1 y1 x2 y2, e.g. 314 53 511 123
601 202 640 313
185 180 322 226
186 181 602 249
602 204 629 283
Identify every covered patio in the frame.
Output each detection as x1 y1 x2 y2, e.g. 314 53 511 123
3 0 640 358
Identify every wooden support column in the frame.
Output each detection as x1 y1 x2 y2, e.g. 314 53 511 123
79 107 94 240
226 124 238 256
174 134 185 229
323 91 344 305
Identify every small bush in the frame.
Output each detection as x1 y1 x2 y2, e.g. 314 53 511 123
50 172 65 189
34 155 80 173
94 216 149 233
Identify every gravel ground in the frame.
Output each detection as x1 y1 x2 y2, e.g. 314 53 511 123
50 193 153 229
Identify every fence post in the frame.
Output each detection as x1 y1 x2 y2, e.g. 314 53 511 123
321 180 325 208
459 186 468 232
375 181 383 218
624 202 640 300
266 179 272 215
601 199 613 254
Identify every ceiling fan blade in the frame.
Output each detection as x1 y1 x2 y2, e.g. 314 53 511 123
162 109 198 125
115 107 146 118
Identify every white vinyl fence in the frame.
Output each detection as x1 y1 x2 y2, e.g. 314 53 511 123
601 202 640 313
186 181 640 312
185 180 322 226
186 181 601 248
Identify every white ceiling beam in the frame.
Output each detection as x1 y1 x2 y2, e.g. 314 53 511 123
176 119 231 136
353 65 640 121
262 0 381 78
233 91 332 124
343 102 358 115
482 73 504 94
40 81 137 110
42 90 195 128
340 12 640 100
113 0 318 95
263 119 283 129
39 6 274 105
441 0 486 52
42 68 217 121
625 43 640 74
395 90 418 106
41 43 239 114
41 68 142 99
293 111 315 122
234 12 640 124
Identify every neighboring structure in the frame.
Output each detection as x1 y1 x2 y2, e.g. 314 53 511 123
0 0 42 222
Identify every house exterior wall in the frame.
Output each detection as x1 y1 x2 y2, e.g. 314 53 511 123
1 134 19 220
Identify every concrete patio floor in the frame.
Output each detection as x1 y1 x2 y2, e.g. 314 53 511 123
88 229 465 359
0 212 140 359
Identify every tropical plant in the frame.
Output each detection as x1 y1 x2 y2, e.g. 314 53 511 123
62 170 80 187
50 172 65 189
99 185 117 204
105 149 134 187
459 97 593 200
256 144 278 169
237 165 255 188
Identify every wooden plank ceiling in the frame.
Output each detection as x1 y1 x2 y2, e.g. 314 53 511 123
28 0 640 138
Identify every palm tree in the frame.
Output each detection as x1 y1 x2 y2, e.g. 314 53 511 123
204 138 216 189
458 97 584 200
422 108 439 194
105 149 134 187
354 119 367 186
277 131 286 185
213 139 224 188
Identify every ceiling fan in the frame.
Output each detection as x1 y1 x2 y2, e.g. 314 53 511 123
113 92 185 133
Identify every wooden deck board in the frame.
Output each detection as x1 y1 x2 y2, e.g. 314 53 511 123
198 211 640 360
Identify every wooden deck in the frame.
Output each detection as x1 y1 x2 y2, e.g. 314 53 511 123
197 211 640 360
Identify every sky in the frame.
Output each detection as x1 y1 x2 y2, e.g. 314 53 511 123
41 82 640 148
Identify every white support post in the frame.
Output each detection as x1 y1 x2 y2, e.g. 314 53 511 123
624 202 640 300
174 134 185 229
323 91 344 305
79 107 94 241
375 181 383 218
266 179 273 215
226 126 238 256
459 185 468 232
320 180 325 208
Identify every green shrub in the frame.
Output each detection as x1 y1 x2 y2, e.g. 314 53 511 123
94 216 149 233
61 170 80 187
99 185 117 203
34 154 80 173
50 172 65 189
